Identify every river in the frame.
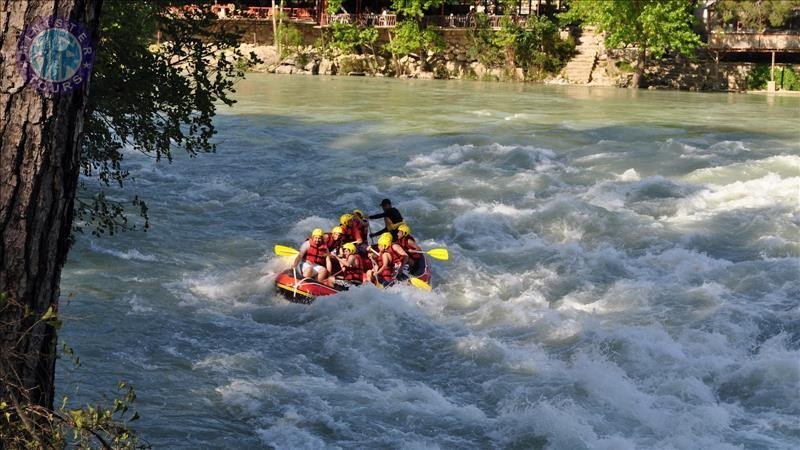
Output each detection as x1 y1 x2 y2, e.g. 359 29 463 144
59 75 800 449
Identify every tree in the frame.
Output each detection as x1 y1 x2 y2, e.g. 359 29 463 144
715 0 800 31
1 0 255 444
562 0 703 88
1 0 103 416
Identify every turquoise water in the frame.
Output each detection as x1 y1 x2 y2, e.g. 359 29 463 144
60 75 800 448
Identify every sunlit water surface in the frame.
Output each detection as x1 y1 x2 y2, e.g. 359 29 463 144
60 75 800 449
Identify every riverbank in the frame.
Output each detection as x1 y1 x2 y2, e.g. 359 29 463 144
237 43 800 93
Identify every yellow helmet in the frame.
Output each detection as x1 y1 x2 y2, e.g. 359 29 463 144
311 228 324 237
353 209 364 218
378 233 392 249
340 213 353 226
332 226 343 234
397 224 411 234
342 243 356 253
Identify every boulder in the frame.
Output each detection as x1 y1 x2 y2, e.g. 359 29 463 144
274 65 294 74
319 58 335 75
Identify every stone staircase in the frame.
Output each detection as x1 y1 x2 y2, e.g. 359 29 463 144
560 27 603 84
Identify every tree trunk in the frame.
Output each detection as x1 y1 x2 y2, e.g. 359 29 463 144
630 46 646 89
278 0 286 55
0 0 103 411
272 0 279 54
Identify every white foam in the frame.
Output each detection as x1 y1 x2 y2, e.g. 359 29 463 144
89 242 157 261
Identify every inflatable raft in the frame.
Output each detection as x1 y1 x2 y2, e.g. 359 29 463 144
275 254 432 304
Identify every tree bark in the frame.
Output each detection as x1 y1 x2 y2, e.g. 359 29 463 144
630 46 646 89
272 0 279 53
0 0 103 410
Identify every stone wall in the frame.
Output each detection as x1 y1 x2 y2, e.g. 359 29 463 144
593 49 799 91
211 19 797 91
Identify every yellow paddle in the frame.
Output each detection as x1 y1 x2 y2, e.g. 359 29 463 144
409 248 449 261
409 277 432 291
274 244 299 256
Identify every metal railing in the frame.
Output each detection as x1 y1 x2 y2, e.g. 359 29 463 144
320 13 397 27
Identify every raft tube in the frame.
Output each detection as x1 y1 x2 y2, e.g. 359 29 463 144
275 255 432 304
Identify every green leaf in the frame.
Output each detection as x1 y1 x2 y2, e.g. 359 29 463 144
41 306 56 321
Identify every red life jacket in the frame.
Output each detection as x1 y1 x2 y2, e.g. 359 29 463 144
341 224 354 243
343 222 362 244
304 240 328 266
325 234 343 254
378 247 403 281
357 219 369 242
398 235 421 261
343 254 364 282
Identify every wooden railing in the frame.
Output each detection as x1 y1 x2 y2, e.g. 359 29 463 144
708 31 800 52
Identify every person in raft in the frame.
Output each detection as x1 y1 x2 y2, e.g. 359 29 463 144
339 213 365 250
369 198 405 239
325 226 345 256
352 209 370 250
395 223 422 274
292 228 330 282
366 233 409 286
330 242 365 286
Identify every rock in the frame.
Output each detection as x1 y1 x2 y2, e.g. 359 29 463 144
274 65 294 74
418 71 435 80
470 62 487 78
445 61 459 76
319 58 334 75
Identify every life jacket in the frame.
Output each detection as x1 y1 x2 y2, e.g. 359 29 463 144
325 234 343 254
342 254 365 282
344 222 362 244
357 219 369 242
340 223 354 243
398 235 421 261
378 247 403 281
304 239 328 266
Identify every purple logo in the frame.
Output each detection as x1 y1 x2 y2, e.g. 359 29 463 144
16 17 95 95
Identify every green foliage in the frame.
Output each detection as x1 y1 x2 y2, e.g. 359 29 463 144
747 64 800 90
616 60 634 73
467 13 504 67
562 0 702 60
391 0 447 19
468 14 575 79
326 0 344 15
1 295 145 448
716 0 800 30
386 20 444 57
329 22 379 54
279 23 303 57
77 1 258 237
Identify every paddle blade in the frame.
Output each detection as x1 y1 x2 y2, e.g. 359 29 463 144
426 248 449 261
410 277 432 291
274 244 299 256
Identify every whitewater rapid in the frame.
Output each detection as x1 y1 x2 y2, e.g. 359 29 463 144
60 76 799 449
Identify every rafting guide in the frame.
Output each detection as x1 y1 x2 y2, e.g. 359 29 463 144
274 199 449 303
15 16 95 95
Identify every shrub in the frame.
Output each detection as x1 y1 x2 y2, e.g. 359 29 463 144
748 64 800 90
329 22 378 54
386 20 444 58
